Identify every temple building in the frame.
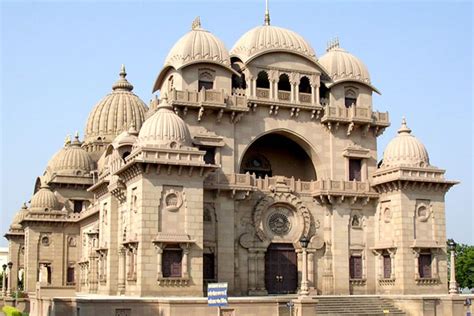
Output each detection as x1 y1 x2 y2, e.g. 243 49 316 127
2 7 465 316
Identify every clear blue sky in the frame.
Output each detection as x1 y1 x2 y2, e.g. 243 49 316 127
0 1 472 246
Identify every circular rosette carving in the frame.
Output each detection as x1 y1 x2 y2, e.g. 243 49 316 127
253 192 312 242
163 190 183 212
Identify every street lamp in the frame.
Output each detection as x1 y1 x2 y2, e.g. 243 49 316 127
299 236 310 296
448 240 459 294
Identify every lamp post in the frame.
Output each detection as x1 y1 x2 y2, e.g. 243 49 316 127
6 261 13 296
299 236 310 296
448 240 459 294
1 264 6 296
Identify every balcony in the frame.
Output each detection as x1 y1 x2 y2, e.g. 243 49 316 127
321 105 390 133
277 90 291 101
168 88 248 112
204 173 378 202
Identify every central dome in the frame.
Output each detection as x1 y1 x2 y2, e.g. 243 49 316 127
231 25 316 64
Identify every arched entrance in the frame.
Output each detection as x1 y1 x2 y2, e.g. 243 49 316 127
265 243 297 294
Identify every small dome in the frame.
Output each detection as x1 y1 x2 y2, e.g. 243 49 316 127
84 65 148 146
231 25 316 64
10 204 28 229
30 184 59 211
50 134 94 176
319 40 378 92
112 125 139 148
138 94 192 147
382 118 430 168
164 17 231 71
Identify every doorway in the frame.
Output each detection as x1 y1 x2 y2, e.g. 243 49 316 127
265 243 298 294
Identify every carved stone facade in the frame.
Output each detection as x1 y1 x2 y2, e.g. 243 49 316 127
4 8 459 315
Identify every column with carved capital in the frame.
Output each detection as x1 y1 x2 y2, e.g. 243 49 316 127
117 247 126 295
154 244 163 280
6 265 12 296
413 251 420 279
1 266 6 296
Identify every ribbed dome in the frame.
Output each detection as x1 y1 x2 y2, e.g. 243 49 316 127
231 25 316 63
84 65 148 145
138 95 192 147
164 17 231 70
50 135 94 176
319 41 377 92
10 204 28 229
382 118 430 168
30 184 59 211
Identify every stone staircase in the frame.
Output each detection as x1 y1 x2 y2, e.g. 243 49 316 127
314 296 406 315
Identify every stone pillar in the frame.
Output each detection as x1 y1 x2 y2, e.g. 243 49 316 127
308 250 315 289
154 244 163 280
390 252 396 279
89 254 98 293
252 78 256 97
449 247 458 294
315 84 320 105
300 248 309 295
1 266 6 296
118 247 126 295
6 265 12 296
181 244 190 278
256 251 266 293
296 249 302 289
414 251 420 279
248 250 257 293
269 81 274 100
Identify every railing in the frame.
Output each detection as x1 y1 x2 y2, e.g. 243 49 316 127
256 88 270 99
299 92 311 103
169 88 248 110
278 90 291 101
322 105 389 126
204 173 376 195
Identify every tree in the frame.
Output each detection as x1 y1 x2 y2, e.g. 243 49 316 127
447 239 474 289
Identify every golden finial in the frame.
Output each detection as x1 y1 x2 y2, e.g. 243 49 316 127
192 16 201 30
264 0 270 26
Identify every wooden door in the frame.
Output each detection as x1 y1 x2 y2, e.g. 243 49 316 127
383 255 391 279
265 243 297 294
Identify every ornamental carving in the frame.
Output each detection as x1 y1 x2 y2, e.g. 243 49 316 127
253 192 312 242
162 188 183 212
268 212 291 236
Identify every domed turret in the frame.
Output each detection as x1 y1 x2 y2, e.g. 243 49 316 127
382 118 430 168
30 183 59 212
138 94 192 147
84 65 148 152
112 125 139 149
10 203 29 230
153 17 235 92
319 39 379 93
230 4 316 64
49 133 94 177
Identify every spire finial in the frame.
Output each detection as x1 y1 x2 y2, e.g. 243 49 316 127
192 16 201 30
157 92 172 110
75 131 79 140
264 0 270 26
398 116 412 134
64 134 71 146
120 64 127 78
326 37 340 52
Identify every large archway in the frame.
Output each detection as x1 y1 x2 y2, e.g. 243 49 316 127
239 132 317 181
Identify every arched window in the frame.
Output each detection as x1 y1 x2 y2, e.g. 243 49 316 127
299 76 311 93
198 71 214 91
345 89 357 108
256 71 270 89
278 74 291 91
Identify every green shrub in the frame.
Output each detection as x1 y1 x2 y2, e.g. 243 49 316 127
2 305 22 316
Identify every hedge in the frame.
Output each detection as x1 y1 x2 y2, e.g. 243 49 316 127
2 306 22 316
